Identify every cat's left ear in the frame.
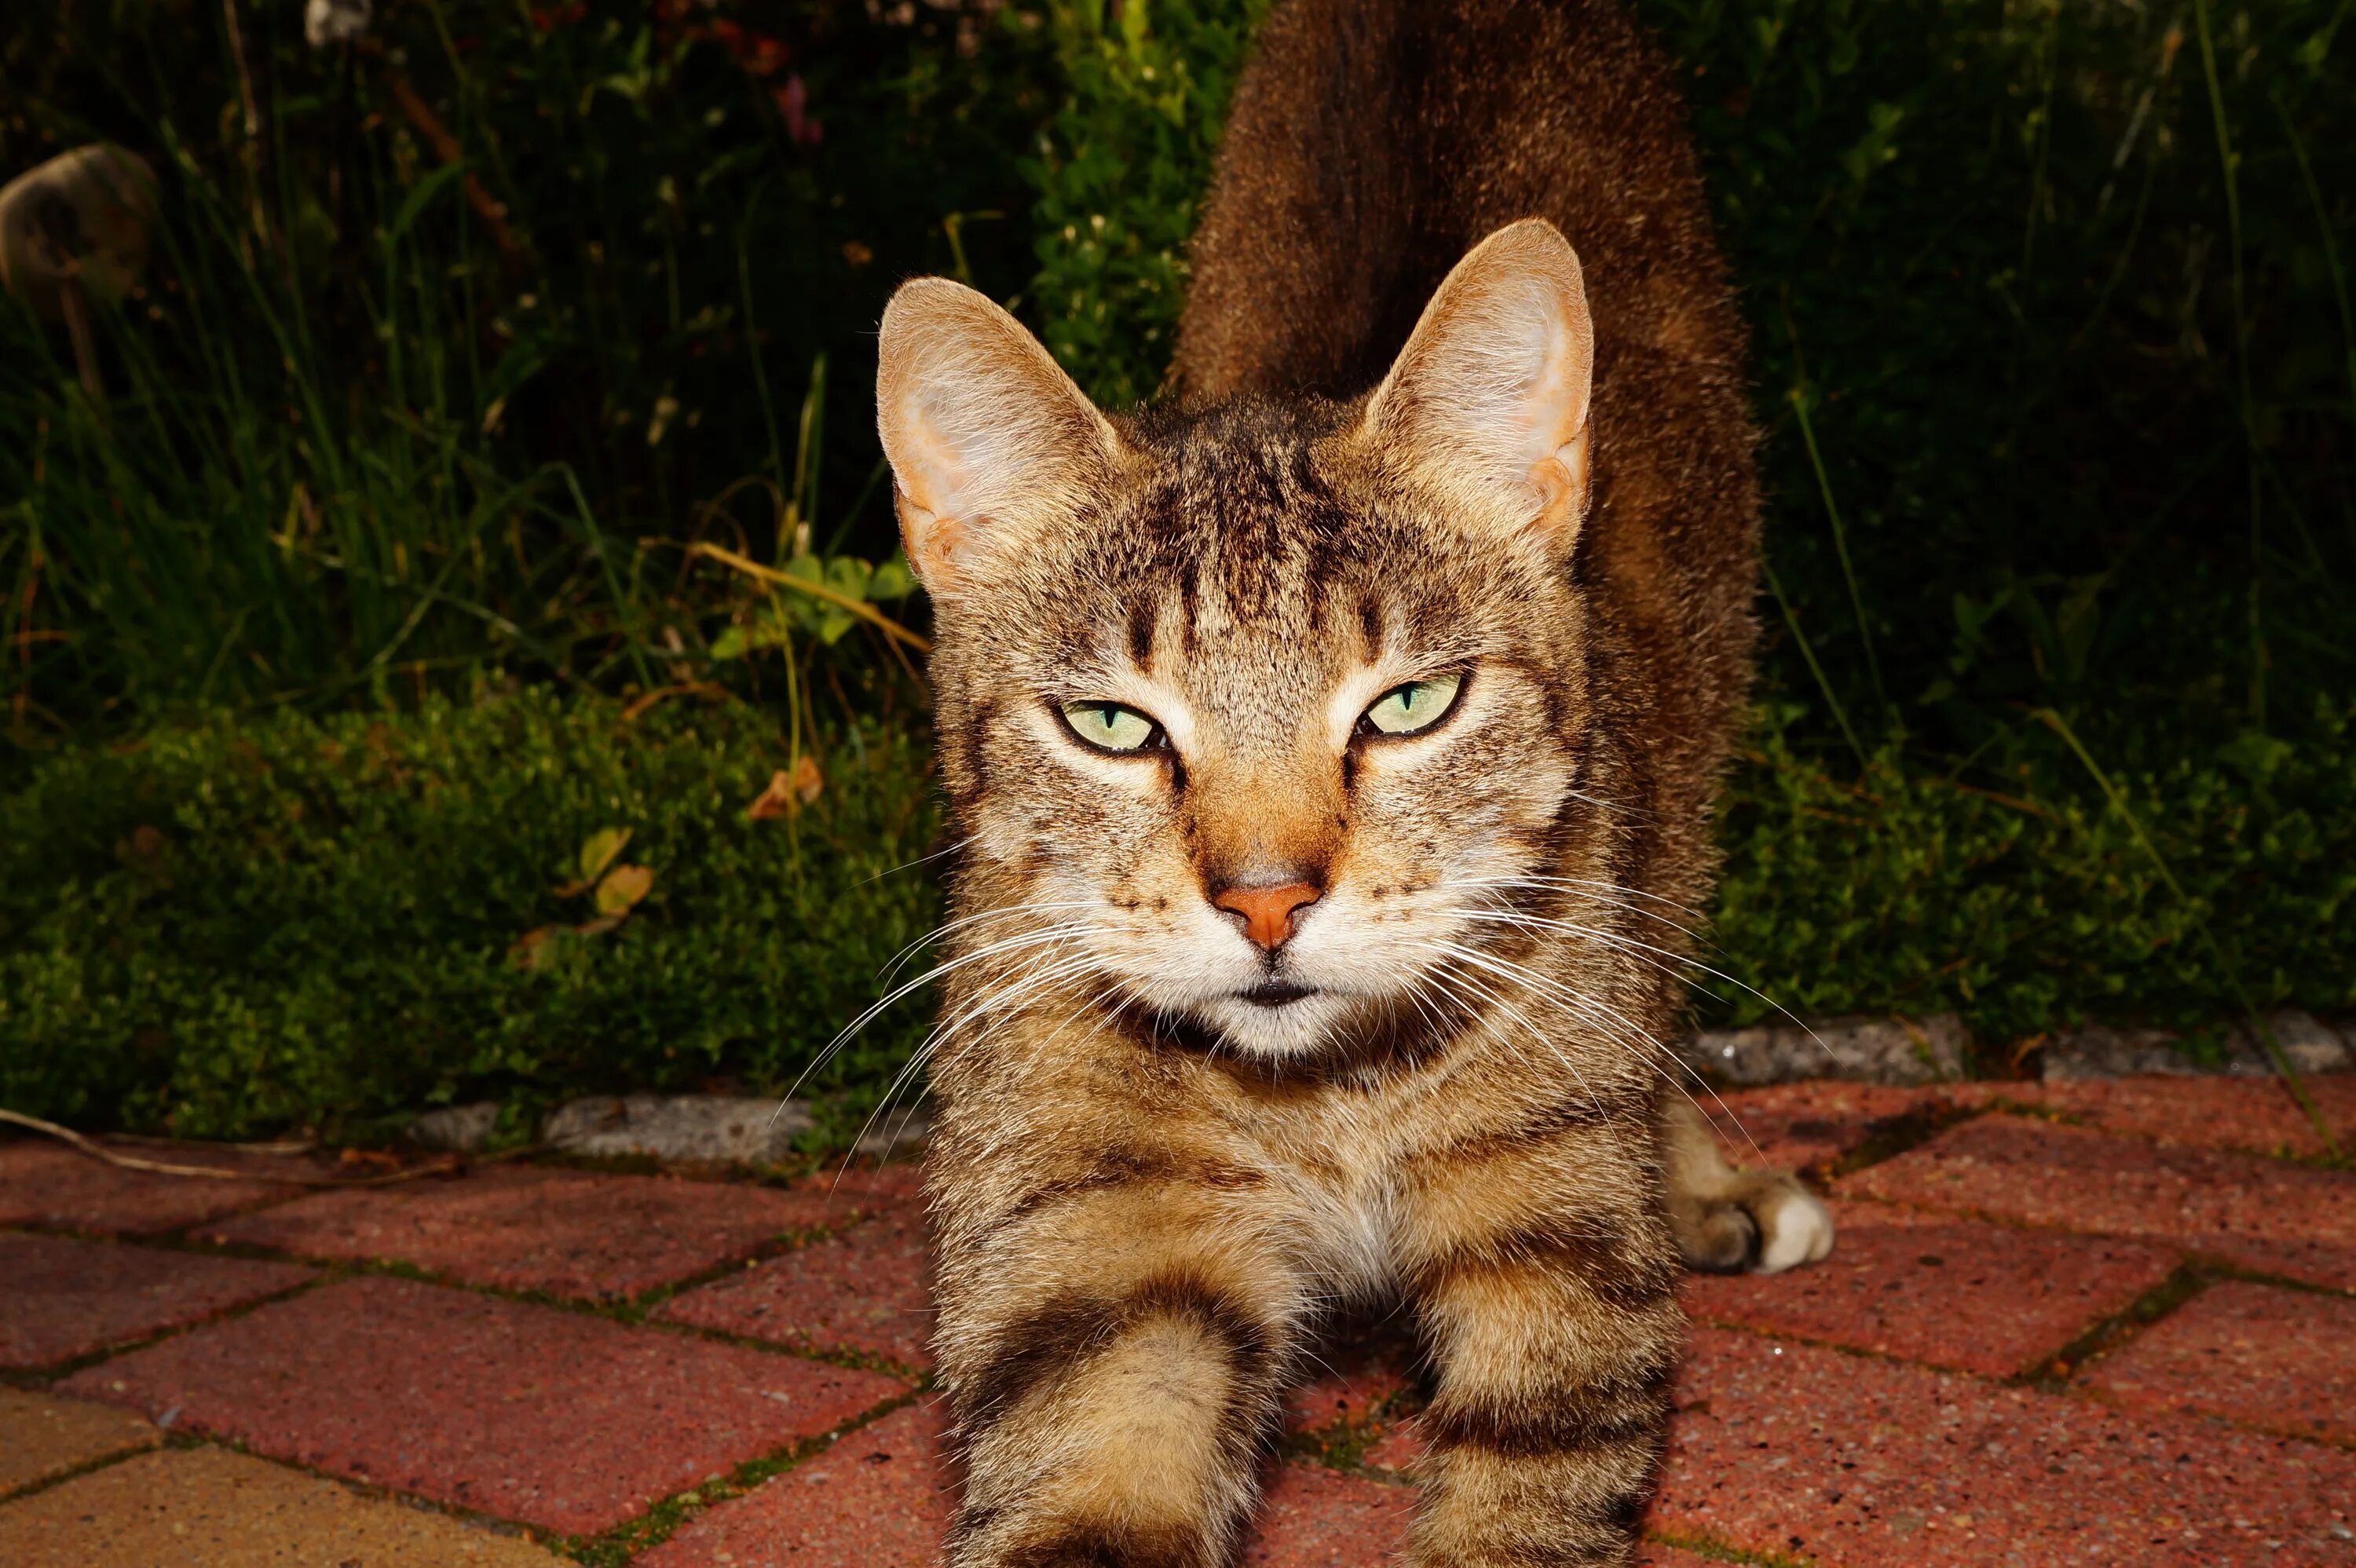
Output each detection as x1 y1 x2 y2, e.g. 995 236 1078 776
1351 219 1594 549
876 278 1126 598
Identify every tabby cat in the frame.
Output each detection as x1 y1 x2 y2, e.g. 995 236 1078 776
871 0 1831 1562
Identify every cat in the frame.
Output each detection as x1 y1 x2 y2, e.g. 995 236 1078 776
869 0 1831 1562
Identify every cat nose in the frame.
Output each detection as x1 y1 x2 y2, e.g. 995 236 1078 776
1211 880 1323 952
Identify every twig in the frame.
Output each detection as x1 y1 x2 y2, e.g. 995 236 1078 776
689 541 933 652
620 680 730 722
0 1109 538 1188
1787 384 1886 718
2193 0 2266 729
385 72 523 260
1761 557 1868 772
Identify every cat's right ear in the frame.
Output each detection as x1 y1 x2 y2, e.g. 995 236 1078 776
875 279 1125 598
1350 219 1595 553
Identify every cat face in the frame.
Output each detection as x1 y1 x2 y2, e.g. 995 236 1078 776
880 221 1600 1062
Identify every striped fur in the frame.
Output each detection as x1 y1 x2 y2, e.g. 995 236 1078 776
873 2 1831 1563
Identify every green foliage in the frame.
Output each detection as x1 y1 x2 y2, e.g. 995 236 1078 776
1 0 1050 726
1023 0 1270 404
0 689 941 1139
1709 700 2356 1051
3 0 2353 1135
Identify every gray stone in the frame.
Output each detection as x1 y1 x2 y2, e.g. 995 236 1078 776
2043 1012 2351 1080
404 1102 500 1153
543 1095 814 1164
2225 1011 2353 1076
2040 1025 2190 1081
854 1109 931 1160
1684 1013 1966 1087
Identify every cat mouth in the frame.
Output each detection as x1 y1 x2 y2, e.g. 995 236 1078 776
1236 980 1319 1008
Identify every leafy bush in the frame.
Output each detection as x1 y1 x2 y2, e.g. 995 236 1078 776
1709 700 2356 1052
0 689 941 1139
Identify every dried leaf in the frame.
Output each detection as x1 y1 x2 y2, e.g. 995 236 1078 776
510 926 562 970
573 916 624 938
594 863 654 917
790 752 824 805
746 769 795 821
746 756 823 820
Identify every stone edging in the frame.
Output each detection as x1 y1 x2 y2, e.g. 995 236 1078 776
404 1011 2354 1157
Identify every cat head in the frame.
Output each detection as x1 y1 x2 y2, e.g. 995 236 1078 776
877 220 1600 1062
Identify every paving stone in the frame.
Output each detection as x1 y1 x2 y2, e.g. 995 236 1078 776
0 1139 299 1234
1284 1314 1421 1432
798 1160 930 1205
660 1205 935 1368
1244 1461 1414 1565
2077 1279 2356 1445
1685 1013 1967 1087
640 1402 950 1568
0 1446 565 1566
408 1101 503 1153
0 1232 311 1369
0 1387 156 1499
1841 1115 2356 1288
1652 1325 2356 1564
1697 1081 1944 1175
1981 1074 2356 1160
544 1094 814 1164
1681 1200 2179 1376
203 1164 841 1299
60 1275 905 1534
854 1109 932 1160
2040 1025 2205 1081
1361 1414 1426 1475
2043 1012 2353 1080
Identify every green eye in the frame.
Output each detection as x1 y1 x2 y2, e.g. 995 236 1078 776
1060 700 1159 753
1360 674 1464 736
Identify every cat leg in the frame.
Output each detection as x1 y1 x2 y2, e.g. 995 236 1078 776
1663 1095 1834 1274
935 1177 1308 1568
1399 1123 1682 1566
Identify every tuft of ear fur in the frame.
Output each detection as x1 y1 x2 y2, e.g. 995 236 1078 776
1353 219 1595 547
875 278 1125 596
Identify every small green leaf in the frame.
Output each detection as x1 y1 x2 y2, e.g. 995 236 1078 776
578 827 633 883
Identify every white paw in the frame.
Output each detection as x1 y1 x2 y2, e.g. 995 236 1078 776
1754 1188 1835 1274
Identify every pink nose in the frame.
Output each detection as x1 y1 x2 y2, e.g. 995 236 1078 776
1212 882 1322 952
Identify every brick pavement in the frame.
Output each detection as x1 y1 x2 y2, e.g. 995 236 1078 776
2 1077 2352 1565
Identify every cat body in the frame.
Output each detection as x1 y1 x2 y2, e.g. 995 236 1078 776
870 2 1830 1563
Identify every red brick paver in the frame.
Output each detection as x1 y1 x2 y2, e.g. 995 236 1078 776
59 1275 905 1534
2077 1279 2356 1445
1682 1200 2179 1376
0 1232 311 1369
0 1387 159 1499
1700 1082 1948 1175
203 1164 843 1299
642 1401 949 1568
1986 1075 2356 1160
1653 1326 2356 1564
0 1140 299 1234
1285 1314 1422 1433
1842 1114 2356 1288
660 1204 935 1367
1242 1462 1414 1565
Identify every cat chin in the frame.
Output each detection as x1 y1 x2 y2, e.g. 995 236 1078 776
1189 991 1359 1059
